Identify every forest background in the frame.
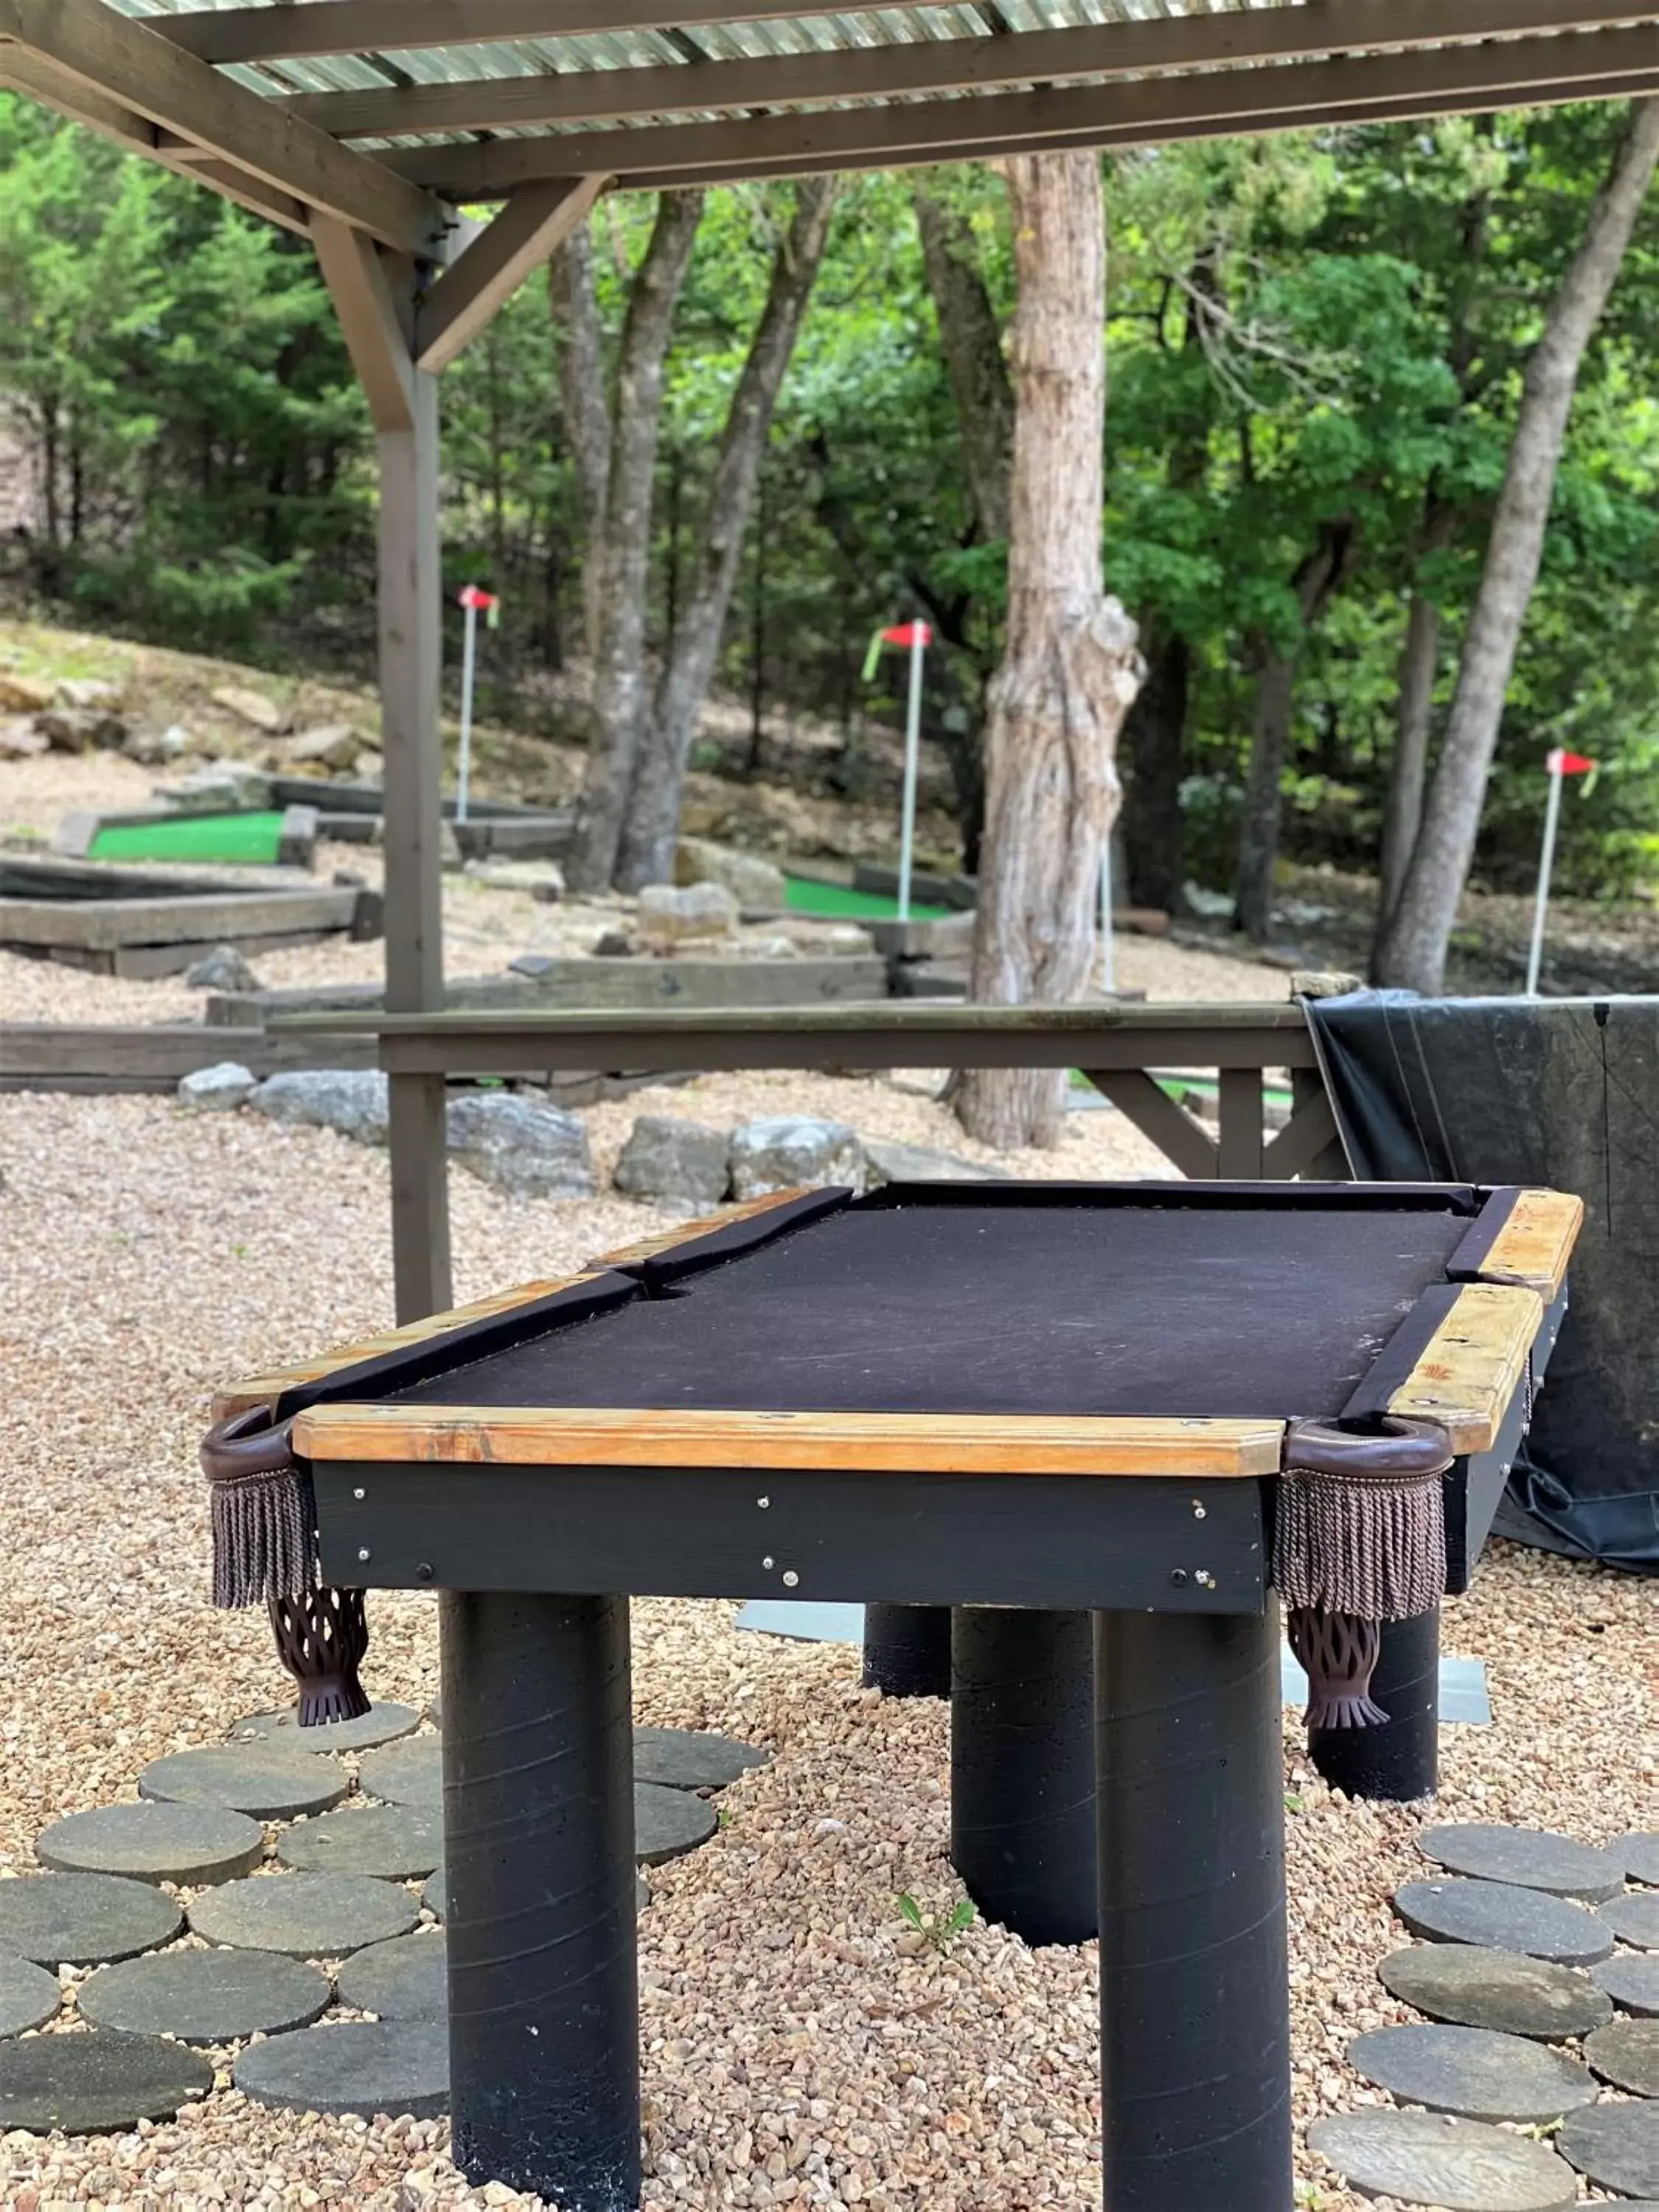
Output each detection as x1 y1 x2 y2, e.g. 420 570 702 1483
3 93 1658 940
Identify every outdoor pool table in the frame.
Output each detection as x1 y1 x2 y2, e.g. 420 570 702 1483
206 1178 1579 2212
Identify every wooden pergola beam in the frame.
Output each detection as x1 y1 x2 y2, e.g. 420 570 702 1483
0 0 451 254
151 0 1659 69
288 0 1659 141
415 176 608 374
383 24 1659 192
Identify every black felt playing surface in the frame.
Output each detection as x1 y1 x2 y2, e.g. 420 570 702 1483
390 1199 1471 1420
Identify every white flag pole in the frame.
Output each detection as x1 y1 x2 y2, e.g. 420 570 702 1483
1525 748 1566 998
456 593 481 827
897 622 927 922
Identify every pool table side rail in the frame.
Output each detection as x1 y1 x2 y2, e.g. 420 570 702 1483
1373 1280 1545 1454
1450 1187 1582 1301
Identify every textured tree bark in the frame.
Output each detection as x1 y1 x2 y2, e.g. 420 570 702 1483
614 179 840 890
913 183 1014 545
1234 522 1352 942
1377 99 1659 993
956 152 1144 1152
1373 582 1442 957
567 190 704 896
1120 626 1189 914
551 219 613 663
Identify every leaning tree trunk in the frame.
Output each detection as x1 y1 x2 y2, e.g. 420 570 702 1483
913 182 1014 544
956 153 1144 1151
1120 627 1190 914
567 189 704 894
1371 560 1446 967
1376 98 1659 994
613 179 841 890
552 220 613 663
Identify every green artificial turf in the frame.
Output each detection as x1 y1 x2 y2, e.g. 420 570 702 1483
88 811 288 865
782 874 954 922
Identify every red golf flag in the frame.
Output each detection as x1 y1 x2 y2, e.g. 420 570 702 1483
1548 748 1596 775
880 622 931 647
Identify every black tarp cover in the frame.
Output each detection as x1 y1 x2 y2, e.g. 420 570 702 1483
1305 990 1659 1570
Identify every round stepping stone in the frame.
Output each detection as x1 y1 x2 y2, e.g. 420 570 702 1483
636 1780 716 1865
1585 2017 1659 2097
276 1807 442 1881
0 1954 60 2039
1394 1879 1614 1965
0 1873 181 1966
1624 1833 1659 1888
1604 1891 1659 1950
1559 2101 1659 2198
421 1866 648 1921
139 1745 347 1822
234 2019 448 2119
358 1736 441 1808
1378 1944 1613 2040
1307 2110 1578 2211
335 1931 446 2020
79 1949 331 2044
1347 2023 1596 2124
633 1726 768 1792
229 1703 420 1754
36 1803 264 1887
1598 1948 1659 2016
1419 1823 1626 1902
0 2031 212 2134
189 1873 417 1958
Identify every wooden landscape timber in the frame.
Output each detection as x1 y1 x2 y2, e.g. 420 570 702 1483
0 882 378 975
0 1022 378 1093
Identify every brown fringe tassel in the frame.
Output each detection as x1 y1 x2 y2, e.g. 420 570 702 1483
1273 1470 1446 1624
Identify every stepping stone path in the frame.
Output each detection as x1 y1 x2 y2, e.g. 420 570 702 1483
0 1873 181 1966
1419 1823 1626 1902
1559 2101 1659 2199
139 1745 348 1821
1377 1944 1613 2040
1346 2024 1596 2124
637 1781 717 1865
1585 2016 1659 2097
1604 1890 1659 1950
335 1931 446 2020
229 1702 420 1754
358 1736 440 1807
1625 1833 1659 1888
189 1873 417 1958
1307 2110 1578 2211
0 2032 212 2135
277 1806 442 1880
234 2019 449 2120
0 1954 61 2039
79 1950 332 2044
1394 1879 1614 1965
36 1803 265 1886
1598 1948 1659 2015
633 1726 768 1792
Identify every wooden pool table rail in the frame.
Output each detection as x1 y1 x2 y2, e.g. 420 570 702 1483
1382 1280 1545 1455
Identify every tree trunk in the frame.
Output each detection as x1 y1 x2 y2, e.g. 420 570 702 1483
1234 522 1352 942
913 183 1014 544
1377 98 1659 993
567 190 704 896
1373 580 1442 954
1119 626 1189 913
613 179 838 890
955 152 1144 1152
552 218 613 664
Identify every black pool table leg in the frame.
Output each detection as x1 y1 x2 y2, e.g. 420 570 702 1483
1307 1605 1440 1802
1095 1603 1293 2212
439 1590 640 2212
950 1607 1096 1946
862 1603 952 1697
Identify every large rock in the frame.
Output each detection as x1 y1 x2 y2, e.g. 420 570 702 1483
184 943 262 993
675 838 787 915
613 1115 731 1209
0 671 55 713
35 706 126 754
729 1114 863 1199
124 723 190 766
177 1060 257 1113
862 1137 1005 1186
445 1091 597 1197
251 1070 390 1146
637 880 737 947
285 723 362 771
157 759 272 812
55 678 125 712
0 717 48 759
212 684 289 734
467 858 565 902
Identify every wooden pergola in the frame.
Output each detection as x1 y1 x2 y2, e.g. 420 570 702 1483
2 0 1649 1316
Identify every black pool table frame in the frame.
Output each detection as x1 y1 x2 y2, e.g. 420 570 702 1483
221 1178 1580 2212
